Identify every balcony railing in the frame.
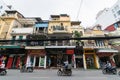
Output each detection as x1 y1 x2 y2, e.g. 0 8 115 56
0 40 111 49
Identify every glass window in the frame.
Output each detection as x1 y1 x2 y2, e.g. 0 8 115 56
115 5 119 11
12 36 16 40
19 36 23 40
114 14 117 18
95 40 104 46
117 10 120 15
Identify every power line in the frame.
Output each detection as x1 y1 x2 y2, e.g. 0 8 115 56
76 0 83 21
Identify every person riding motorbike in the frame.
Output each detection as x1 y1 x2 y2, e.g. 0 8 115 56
63 60 68 69
0 61 7 75
0 62 5 69
57 60 72 76
105 61 112 70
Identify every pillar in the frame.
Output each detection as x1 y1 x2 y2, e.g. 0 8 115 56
83 54 87 70
73 54 76 68
33 56 36 67
26 55 30 65
94 54 100 69
44 56 47 68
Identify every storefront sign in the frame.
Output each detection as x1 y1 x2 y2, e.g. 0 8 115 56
66 49 74 54
28 49 46 56
97 53 113 57
84 50 94 54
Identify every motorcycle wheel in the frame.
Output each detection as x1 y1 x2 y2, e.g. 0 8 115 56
112 69 117 74
20 69 24 73
102 69 106 74
0 71 7 75
57 70 62 76
67 71 72 76
27 68 33 72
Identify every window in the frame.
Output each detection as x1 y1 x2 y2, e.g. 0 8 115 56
11 36 16 44
95 40 104 46
117 10 120 15
112 9 114 13
114 14 117 18
52 25 65 31
97 26 101 30
19 36 23 40
12 36 16 40
80 31 83 36
114 5 119 11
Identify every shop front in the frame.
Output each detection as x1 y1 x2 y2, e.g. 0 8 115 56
74 46 83 68
0 48 26 69
96 48 118 68
45 46 75 68
26 47 46 69
83 48 99 69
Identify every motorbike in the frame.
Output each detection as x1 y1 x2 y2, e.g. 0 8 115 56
0 68 7 76
57 64 72 76
102 66 117 74
20 65 34 73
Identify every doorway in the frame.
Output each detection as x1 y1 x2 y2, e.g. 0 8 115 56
86 54 95 69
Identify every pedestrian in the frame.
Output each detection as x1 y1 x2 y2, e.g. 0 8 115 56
48 58 51 68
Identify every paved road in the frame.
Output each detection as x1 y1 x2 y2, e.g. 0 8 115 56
0 69 120 80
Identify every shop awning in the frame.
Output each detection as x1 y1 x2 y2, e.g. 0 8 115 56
45 46 75 48
97 48 118 53
0 45 21 48
25 46 45 49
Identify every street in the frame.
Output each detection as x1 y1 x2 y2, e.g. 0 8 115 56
0 69 120 80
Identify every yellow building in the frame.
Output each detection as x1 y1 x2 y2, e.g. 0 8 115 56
0 10 24 40
48 14 72 46
83 25 118 69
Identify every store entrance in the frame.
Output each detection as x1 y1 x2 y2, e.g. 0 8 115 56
76 58 83 68
99 56 109 68
86 54 95 69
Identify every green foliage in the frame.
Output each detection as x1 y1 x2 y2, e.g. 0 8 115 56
74 31 81 43
74 31 81 38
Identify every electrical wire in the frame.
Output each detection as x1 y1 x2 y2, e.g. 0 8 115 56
76 0 83 21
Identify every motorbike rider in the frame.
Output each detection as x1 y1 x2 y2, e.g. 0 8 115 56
63 60 68 69
26 62 32 68
0 61 5 69
105 61 112 70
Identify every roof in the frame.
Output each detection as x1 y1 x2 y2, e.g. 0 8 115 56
5 10 24 18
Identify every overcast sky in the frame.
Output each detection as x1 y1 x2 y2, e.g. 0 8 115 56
2 0 118 28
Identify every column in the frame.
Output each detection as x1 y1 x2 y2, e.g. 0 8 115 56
94 54 100 69
33 56 36 67
110 54 116 62
83 54 87 70
39 56 41 67
26 55 30 65
110 54 116 66
44 56 47 68
73 54 76 68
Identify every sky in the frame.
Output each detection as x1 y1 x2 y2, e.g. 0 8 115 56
1 0 118 28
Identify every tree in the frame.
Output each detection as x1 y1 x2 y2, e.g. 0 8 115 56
73 31 81 45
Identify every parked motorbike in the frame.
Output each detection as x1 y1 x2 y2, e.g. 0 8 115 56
57 64 72 76
102 66 117 74
0 68 7 76
20 65 33 73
